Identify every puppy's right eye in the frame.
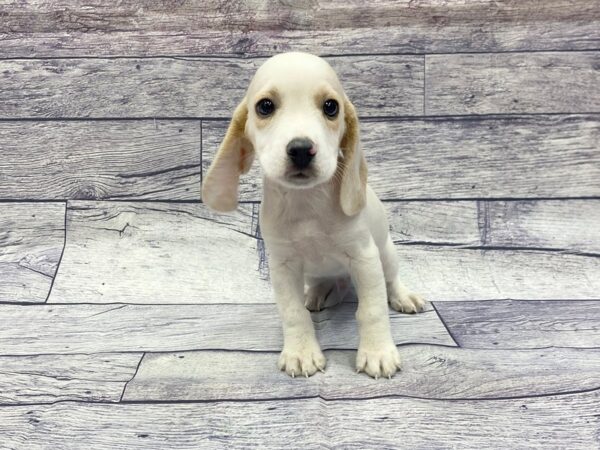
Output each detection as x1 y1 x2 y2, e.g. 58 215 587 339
256 98 275 117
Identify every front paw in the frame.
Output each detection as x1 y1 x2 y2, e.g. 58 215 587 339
387 278 426 314
278 342 326 378
356 343 401 379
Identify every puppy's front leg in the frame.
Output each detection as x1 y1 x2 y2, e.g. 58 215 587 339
349 239 401 379
271 257 326 377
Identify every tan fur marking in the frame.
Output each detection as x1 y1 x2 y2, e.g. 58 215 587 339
338 98 368 216
201 99 255 211
314 86 342 131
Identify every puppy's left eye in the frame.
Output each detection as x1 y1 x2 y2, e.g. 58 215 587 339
323 99 339 118
256 98 275 117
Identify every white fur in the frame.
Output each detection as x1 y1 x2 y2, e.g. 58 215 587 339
203 52 425 379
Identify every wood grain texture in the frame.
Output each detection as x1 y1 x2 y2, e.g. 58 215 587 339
0 203 65 303
388 200 600 253
483 200 600 253
0 303 454 355
398 247 600 301
47 201 600 303
435 300 600 349
0 392 598 449
124 346 600 401
0 121 200 200
5 0 599 34
426 52 600 115
0 56 423 118
0 353 142 405
387 201 480 245
49 201 273 304
203 115 600 200
1 0 599 57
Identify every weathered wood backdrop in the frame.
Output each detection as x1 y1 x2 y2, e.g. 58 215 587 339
0 1 599 448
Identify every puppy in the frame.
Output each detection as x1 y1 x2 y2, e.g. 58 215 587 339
203 52 425 379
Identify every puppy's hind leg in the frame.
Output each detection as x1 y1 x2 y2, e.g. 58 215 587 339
304 276 350 312
380 236 426 314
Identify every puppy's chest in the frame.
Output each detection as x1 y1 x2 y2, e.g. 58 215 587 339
271 217 344 265
291 219 338 259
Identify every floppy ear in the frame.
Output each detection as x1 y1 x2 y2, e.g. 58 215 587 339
338 98 368 216
202 99 254 212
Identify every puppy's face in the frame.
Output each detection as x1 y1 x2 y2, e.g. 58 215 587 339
202 52 366 216
244 53 347 189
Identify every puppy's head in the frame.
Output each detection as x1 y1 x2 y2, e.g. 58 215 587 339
202 52 367 216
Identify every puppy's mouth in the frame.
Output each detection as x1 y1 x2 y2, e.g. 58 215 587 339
285 169 317 186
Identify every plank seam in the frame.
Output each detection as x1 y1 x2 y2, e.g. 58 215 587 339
3 196 600 204
380 196 600 202
393 242 600 258
2 48 600 62
2 111 600 122
423 54 427 115
431 302 460 347
120 352 145 402
465 245 600 258
3 344 599 359
435 298 600 304
2 385 598 408
6 298 600 307
43 201 68 303
119 384 600 403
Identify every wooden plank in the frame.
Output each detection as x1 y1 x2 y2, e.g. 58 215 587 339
1 1 599 57
0 303 454 355
49 201 600 303
0 202 65 302
426 52 600 115
435 300 600 348
398 247 600 301
483 200 600 253
0 353 142 405
0 121 200 200
49 201 273 304
124 346 600 401
391 200 600 253
48 203 600 304
0 56 423 119
0 392 598 448
203 115 600 200
386 201 480 245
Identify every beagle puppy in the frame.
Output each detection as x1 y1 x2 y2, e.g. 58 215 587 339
203 52 425 379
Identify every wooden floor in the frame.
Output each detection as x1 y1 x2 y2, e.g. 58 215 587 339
1 1 600 448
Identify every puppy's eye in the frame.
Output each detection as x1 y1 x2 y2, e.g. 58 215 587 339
323 99 339 118
256 98 275 117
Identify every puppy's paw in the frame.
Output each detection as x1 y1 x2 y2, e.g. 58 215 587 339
387 278 426 314
278 343 326 378
356 343 401 379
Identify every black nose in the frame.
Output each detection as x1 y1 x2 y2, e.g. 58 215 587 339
286 138 315 170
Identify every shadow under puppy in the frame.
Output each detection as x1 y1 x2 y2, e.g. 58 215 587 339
203 52 425 379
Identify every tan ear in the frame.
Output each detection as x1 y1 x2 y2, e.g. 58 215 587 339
202 99 254 211
338 99 368 216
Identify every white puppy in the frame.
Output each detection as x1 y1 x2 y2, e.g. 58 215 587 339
203 52 425 379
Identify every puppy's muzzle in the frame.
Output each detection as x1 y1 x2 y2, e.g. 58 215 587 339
286 137 316 170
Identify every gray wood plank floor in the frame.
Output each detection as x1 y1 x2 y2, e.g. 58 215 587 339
0 2 599 448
